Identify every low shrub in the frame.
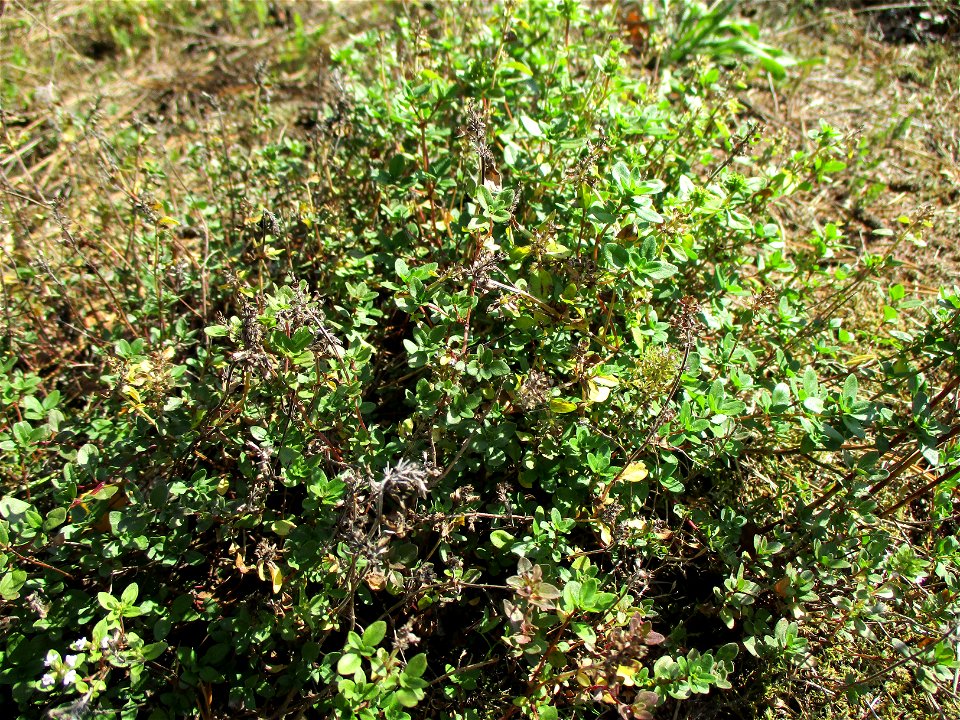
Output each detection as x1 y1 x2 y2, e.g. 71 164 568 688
1 1 957 718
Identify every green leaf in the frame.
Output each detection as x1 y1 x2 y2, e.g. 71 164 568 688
99 592 121 611
639 261 677 280
92 616 111 646
660 475 684 493
76 444 99 467
611 161 633 195
0 496 32 523
91 485 119 501
404 653 427 679
395 687 423 708
503 59 533 76
561 580 581 611
476 185 493 211
121 583 139 605
337 652 363 676
488 358 510 376
632 203 664 224
140 642 167 661
43 507 67 531
842 374 858 402
519 115 543 138
271 519 297 537
21 395 43 416
12 421 32 446
820 159 846 175
0 569 27 600
580 578 598 609
490 529 514 549
770 383 791 410
654 655 679 679
802 396 824 414
593 592 617 610
603 243 629 269
716 642 739 663
289 327 315 353
362 620 387 648
634 178 666 195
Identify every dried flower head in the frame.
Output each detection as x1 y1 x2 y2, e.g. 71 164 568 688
519 369 552 410
462 102 500 189
673 296 702 349
367 457 440 538
565 128 608 186
259 209 282 238
470 249 504 285
276 282 345 359
239 440 275 513
752 286 778 311
393 621 422 653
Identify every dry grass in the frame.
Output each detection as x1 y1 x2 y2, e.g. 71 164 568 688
741 2 959 291
1 1 382 216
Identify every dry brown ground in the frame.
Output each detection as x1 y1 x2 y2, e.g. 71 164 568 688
742 1 959 292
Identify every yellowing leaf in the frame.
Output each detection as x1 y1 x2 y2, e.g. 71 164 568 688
625 518 649 533
157 216 180 228
268 562 282 594
617 663 638 686
136 14 157 38
122 385 141 404
620 462 649 483
585 375 618 403
549 398 579 413
271 519 296 537
846 354 877 367
598 522 613 547
592 375 619 388
585 380 610 403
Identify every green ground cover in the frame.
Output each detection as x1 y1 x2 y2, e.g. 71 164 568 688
1 2 958 718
